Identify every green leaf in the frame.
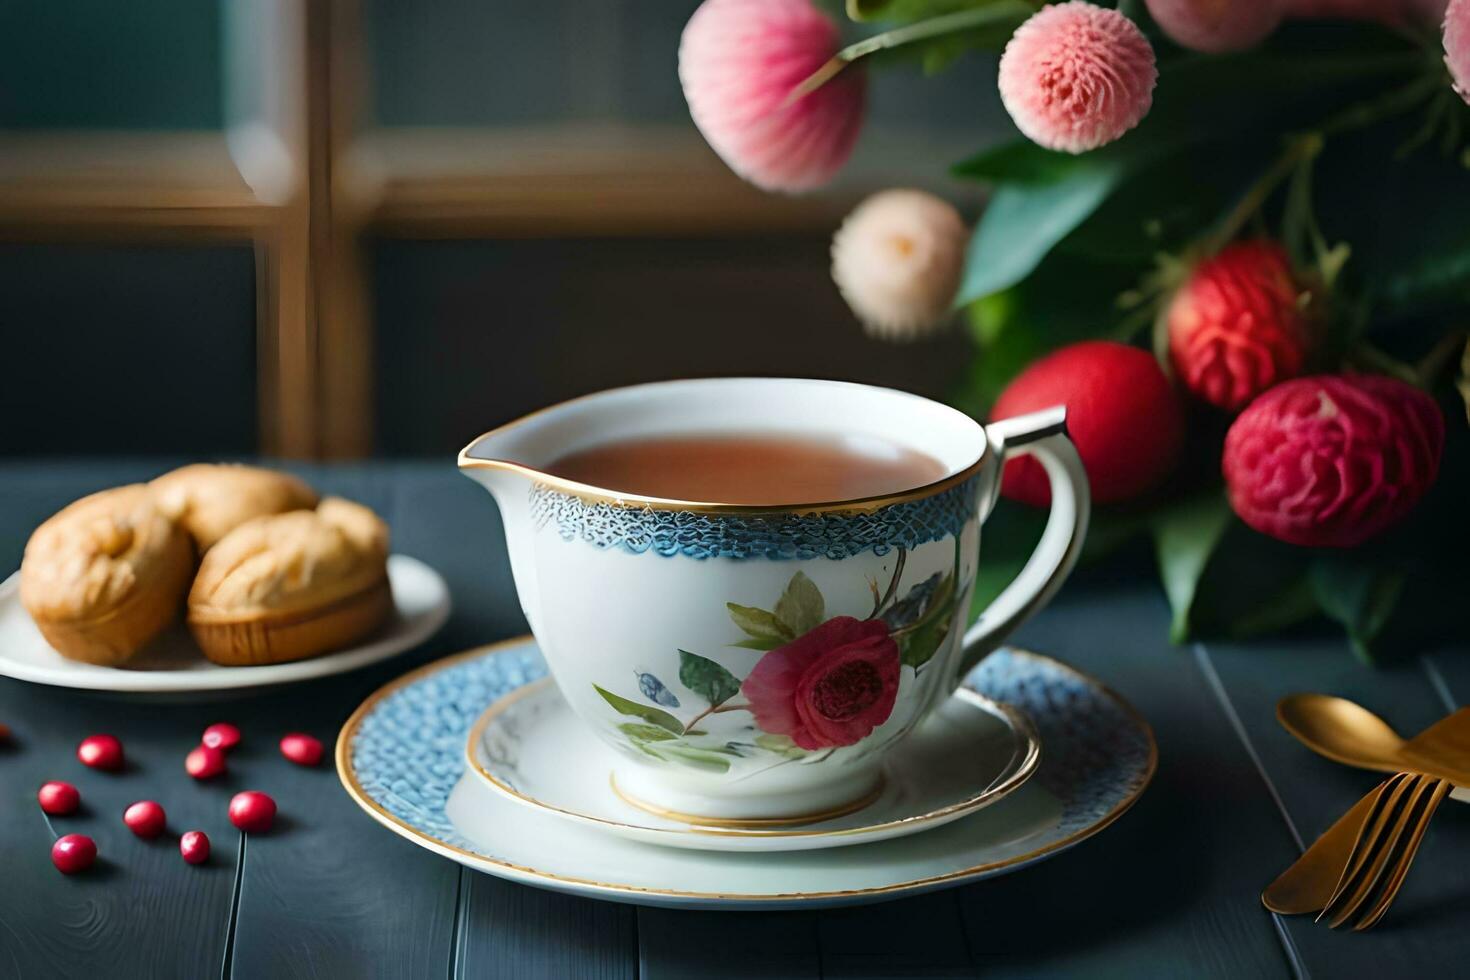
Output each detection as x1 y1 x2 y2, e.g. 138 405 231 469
901 610 953 669
730 636 784 651
1151 491 1233 643
678 650 743 707
774 571 825 636
955 158 1128 306
1310 561 1407 664
618 722 676 743
755 733 806 758
653 744 732 773
593 685 684 735
727 603 794 643
951 139 1083 185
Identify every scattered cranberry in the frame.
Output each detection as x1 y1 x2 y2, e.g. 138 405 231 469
202 723 241 751
51 834 96 874
279 733 323 767
229 791 276 833
185 744 228 780
123 800 167 838
38 781 81 816
0 722 11 744
77 734 124 771
180 831 210 865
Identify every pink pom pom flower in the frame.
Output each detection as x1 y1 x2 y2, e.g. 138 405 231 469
998 2 1157 154
1446 0 1470 104
679 0 867 192
1223 375 1445 548
1146 0 1283 52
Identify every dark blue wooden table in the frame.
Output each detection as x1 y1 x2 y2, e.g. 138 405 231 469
1 462 1466 979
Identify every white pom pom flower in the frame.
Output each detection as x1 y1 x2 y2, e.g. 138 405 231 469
831 189 968 341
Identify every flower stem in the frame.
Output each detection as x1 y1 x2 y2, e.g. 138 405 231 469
684 700 750 732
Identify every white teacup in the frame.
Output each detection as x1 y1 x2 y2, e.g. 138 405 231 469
459 378 1089 825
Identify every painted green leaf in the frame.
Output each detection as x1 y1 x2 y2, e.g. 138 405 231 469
678 650 742 707
617 722 676 743
900 571 956 669
593 684 684 735
755 733 806 758
1151 491 1233 643
774 571 825 636
730 636 784 652
727 603 794 643
655 744 732 773
1310 561 1407 664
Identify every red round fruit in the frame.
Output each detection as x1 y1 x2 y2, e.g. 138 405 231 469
202 723 242 751
123 800 167 839
229 791 276 833
185 744 228 780
991 340 1185 506
180 830 210 865
1166 240 1311 411
38 781 80 816
51 834 96 874
77 734 124 771
0 722 11 744
1223 374 1444 547
279 733 323 767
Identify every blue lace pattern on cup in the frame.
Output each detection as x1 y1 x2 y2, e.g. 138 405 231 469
526 476 981 560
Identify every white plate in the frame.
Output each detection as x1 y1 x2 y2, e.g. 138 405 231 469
338 638 1157 909
0 555 450 693
465 676 1040 852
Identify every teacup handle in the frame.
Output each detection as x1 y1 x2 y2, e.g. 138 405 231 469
953 406 1091 686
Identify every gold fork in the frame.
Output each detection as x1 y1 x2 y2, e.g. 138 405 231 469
1317 772 1452 931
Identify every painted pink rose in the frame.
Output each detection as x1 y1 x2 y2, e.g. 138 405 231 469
741 616 900 750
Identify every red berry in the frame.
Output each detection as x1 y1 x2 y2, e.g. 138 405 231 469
992 341 1185 506
1223 374 1444 547
38 781 80 816
1166 240 1312 412
180 831 210 865
51 834 96 874
77 734 124 771
0 722 11 744
279 733 323 767
202 723 241 751
185 744 228 780
229 791 276 833
123 800 167 838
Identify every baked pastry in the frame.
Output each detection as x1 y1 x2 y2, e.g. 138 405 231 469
186 497 391 666
151 463 318 552
20 485 194 665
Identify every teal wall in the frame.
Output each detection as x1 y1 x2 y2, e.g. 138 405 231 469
0 1 223 129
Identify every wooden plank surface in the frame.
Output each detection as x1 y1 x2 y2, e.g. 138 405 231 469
3 463 1467 979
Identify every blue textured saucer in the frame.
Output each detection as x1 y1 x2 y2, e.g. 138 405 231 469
337 638 1155 909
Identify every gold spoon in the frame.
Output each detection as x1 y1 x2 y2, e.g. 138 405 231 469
1277 695 1470 802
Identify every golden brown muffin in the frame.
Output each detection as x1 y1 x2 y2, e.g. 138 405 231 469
20 485 194 665
151 463 318 552
186 497 391 666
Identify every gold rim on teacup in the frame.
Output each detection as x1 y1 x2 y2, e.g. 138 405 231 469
456 378 990 515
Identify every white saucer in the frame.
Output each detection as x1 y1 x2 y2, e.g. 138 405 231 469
465 677 1040 852
339 637 1157 909
0 555 450 693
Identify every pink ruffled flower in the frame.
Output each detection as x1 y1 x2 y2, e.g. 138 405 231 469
998 2 1157 154
679 0 867 193
1146 0 1283 52
741 617 900 750
1223 375 1445 547
1446 0 1470 104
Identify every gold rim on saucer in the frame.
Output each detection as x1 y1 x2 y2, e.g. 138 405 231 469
336 638 1158 904
463 676 1041 840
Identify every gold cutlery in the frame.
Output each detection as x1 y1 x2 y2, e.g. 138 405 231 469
1318 772 1451 931
1264 772 1451 930
1277 695 1470 801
